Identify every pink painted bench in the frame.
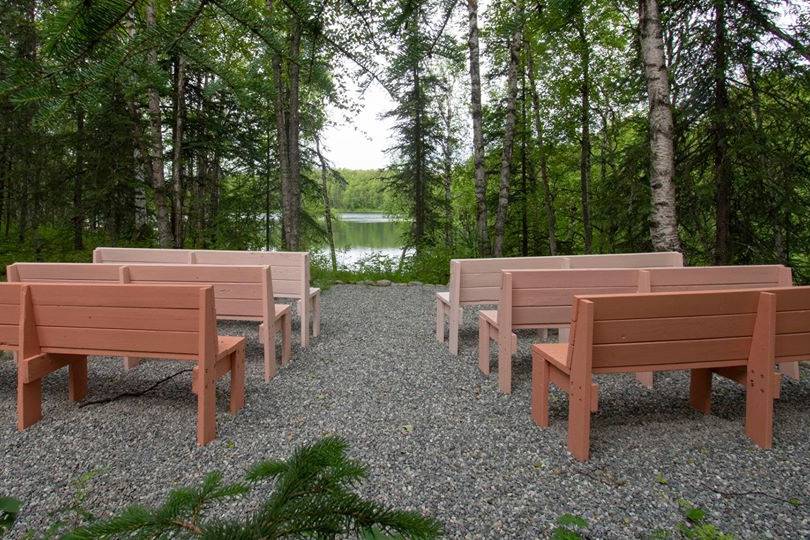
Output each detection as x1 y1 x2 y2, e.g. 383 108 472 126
436 252 683 355
479 269 646 394
480 265 795 394
8 262 291 381
531 287 810 461
93 248 320 348
7 282 245 446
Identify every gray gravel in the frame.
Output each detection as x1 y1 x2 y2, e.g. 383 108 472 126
1 284 809 538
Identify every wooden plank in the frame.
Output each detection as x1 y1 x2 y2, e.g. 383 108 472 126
11 263 121 282
509 269 641 289
272 279 305 296
0 306 19 325
459 286 501 303
0 325 19 347
512 306 571 326
588 290 760 320
567 252 682 268
771 286 810 311
648 266 783 287
28 283 203 309
95 247 193 263
458 256 566 275
37 327 198 355
32 305 198 332
592 337 752 368
592 359 744 374
593 313 756 344
0 284 21 304
215 298 263 318
513 286 639 307
40 347 198 361
776 310 810 334
775 332 810 359
212 284 263 300
193 250 305 269
126 264 263 284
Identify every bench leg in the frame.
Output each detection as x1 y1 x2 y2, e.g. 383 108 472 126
263 318 277 383
312 292 321 338
68 355 88 402
436 299 445 343
635 371 654 389
229 348 246 414
478 315 491 375
497 334 514 394
449 307 461 356
568 380 593 462
298 298 309 349
746 367 778 450
283 313 292 364
196 368 217 446
531 357 550 427
123 357 141 370
17 377 42 430
689 368 713 414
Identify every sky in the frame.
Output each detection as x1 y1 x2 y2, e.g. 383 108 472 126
322 79 395 170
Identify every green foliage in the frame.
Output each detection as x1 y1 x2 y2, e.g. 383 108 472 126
0 497 21 536
551 513 588 540
674 500 733 540
64 437 442 539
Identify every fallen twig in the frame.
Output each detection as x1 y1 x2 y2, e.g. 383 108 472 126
79 369 193 408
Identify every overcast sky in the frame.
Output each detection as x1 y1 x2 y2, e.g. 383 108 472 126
322 79 395 170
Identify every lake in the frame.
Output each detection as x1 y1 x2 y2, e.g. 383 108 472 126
318 212 409 268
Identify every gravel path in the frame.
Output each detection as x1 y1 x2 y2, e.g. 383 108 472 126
1 284 809 538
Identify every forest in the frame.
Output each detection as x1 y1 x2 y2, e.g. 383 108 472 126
1 0 809 282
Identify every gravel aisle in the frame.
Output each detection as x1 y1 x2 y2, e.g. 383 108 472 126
1 284 809 538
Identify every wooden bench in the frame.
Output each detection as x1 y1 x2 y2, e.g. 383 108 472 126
530 287 810 461
10 282 245 446
480 264 795 394
479 269 645 394
8 262 291 382
436 252 683 355
93 247 320 348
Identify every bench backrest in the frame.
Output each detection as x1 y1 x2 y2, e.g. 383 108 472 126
21 283 216 362
93 247 309 298
646 265 792 292
93 247 194 264
451 252 682 305
123 264 272 321
0 283 23 351
500 269 644 331
191 250 308 298
570 286 810 373
7 262 273 322
8 263 120 283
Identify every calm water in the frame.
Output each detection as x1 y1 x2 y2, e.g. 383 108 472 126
319 212 409 268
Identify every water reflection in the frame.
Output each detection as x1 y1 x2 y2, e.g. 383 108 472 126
318 212 409 268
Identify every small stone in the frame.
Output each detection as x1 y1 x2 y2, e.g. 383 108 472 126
375 279 392 287
408 280 423 286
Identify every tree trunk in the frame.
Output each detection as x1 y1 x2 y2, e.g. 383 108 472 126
466 0 489 256
146 0 173 248
442 95 454 249
17 0 37 243
576 14 592 253
73 106 85 250
526 48 557 255
639 0 681 252
171 54 186 248
520 67 528 256
413 62 426 250
493 26 522 257
315 136 338 272
712 0 731 264
283 24 302 251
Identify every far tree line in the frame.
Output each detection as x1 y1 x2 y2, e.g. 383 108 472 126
0 0 808 279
